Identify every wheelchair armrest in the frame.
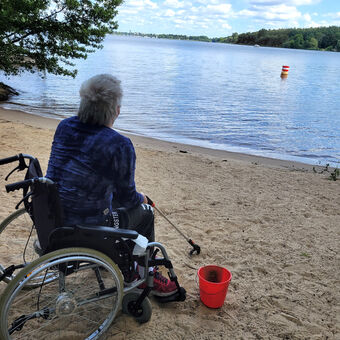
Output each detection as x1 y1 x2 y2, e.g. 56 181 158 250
76 225 139 240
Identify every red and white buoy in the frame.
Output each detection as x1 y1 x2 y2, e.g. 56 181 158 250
281 65 289 78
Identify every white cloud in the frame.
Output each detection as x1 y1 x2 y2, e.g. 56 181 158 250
300 12 322 27
325 11 340 19
128 0 142 6
148 1 234 34
145 0 158 9
119 8 140 15
164 9 176 17
303 13 312 21
164 0 186 9
290 0 319 5
304 11 340 27
250 0 319 5
291 9 340 28
173 18 187 24
242 0 323 28
239 4 301 21
222 23 232 29
206 4 232 15
125 0 158 9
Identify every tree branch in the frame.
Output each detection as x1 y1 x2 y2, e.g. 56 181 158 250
5 5 67 44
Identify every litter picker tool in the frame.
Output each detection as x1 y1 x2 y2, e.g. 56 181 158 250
146 196 201 256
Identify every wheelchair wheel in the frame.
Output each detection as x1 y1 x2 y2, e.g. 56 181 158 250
0 208 40 285
122 292 152 324
0 247 124 340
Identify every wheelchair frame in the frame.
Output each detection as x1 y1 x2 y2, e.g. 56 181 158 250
0 154 186 339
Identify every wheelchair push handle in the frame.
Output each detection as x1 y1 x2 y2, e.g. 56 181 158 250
6 178 33 193
0 154 20 165
0 153 35 166
6 177 53 193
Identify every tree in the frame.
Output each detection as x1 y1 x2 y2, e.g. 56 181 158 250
292 33 304 49
230 32 238 43
0 0 123 77
319 27 338 49
218 26 340 52
305 37 318 49
336 40 340 52
257 28 267 38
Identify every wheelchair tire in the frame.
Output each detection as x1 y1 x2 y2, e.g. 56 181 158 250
122 292 152 324
0 247 124 340
0 208 40 286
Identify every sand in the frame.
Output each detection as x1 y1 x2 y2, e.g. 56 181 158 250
0 107 339 339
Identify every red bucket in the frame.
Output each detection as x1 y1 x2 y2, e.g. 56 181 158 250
198 265 232 308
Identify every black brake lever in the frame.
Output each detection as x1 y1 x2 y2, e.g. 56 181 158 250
5 156 28 181
5 166 20 181
15 192 33 209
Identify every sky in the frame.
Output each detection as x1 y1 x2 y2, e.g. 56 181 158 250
116 0 340 37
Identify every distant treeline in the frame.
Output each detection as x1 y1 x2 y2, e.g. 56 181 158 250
115 32 211 42
214 26 340 51
116 26 340 52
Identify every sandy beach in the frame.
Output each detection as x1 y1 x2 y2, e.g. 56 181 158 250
0 107 339 339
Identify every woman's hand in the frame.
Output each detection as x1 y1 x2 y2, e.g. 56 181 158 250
140 192 148 204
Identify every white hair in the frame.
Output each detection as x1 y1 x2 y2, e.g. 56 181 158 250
78 74 123 126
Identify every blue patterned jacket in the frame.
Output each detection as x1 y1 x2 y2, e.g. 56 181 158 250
46 116 143 226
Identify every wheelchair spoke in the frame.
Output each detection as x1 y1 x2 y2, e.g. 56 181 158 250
69 310 106 327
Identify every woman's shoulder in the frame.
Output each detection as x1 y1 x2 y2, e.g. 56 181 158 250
56 116 77 129
103 129 133 149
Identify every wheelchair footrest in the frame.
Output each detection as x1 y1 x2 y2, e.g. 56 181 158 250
154 287 186 303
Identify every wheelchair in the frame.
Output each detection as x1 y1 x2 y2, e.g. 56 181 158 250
0 154 186 339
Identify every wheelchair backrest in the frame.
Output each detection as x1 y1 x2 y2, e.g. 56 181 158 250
31 179 64 252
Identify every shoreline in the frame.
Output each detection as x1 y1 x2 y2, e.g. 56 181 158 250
0 107 328 172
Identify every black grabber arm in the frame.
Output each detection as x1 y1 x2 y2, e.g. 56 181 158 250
146 196 201 256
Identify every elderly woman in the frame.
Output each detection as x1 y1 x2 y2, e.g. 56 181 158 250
46 74 176 297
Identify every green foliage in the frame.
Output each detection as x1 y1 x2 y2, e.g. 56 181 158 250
312 164 339 181
336 40 340 52
329 169 339 181
300 252 311 258
0 0 123 77
306 37 318 50
219 26 340 52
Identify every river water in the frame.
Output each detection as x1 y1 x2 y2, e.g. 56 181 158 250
1 35 339 167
